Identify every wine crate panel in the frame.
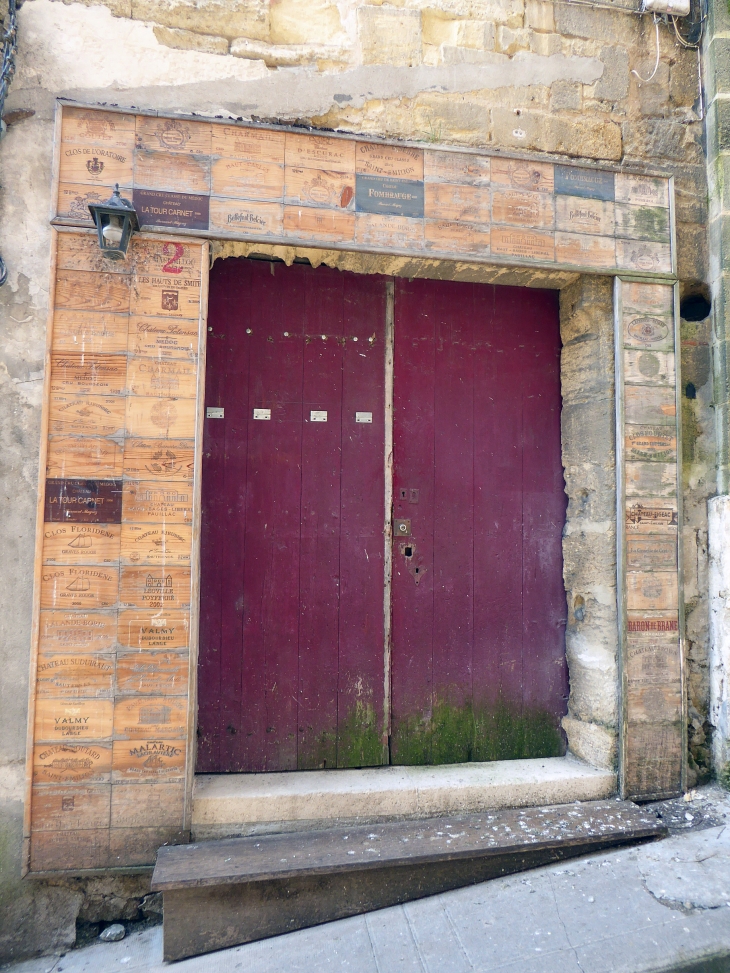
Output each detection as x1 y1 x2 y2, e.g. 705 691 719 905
53 106 676 278
117 610 190 651
618 279 682 800
62 107 136 149
27 230 205 873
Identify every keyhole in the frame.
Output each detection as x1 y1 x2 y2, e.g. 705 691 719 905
404 546 413 558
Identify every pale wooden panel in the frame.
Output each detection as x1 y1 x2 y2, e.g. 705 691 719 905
490 158 554 194
125 396 198 439
113 696 187 739
491 190 554 228
555 196 615 235
284 167 354 210
62 107 136 149
624 350 675 387
39 611 118 654
626 572 679 611
211 158 284 201
52 310 129 357
57 184 106 224
111 739 185 782
625 425 676 463
209 198 284 238
35 698 114 743
134 151 211 195
136 116 212 156
36 652 115 698
354 213 424 250
55 271 131 313
123 439 195 481
33 742 112 785
46 437 124 479
626 681 682 723
30 829 110 871
615 202 670 243
109 826 187 865
131 276 202 320
623 312 674 353
122 481 193 524
554 232 615 269
56 233 130 275
283 206 355 242
126 357 198 399
117 610 190 651
424 151 490 185
118 566 192 610
132 239 204 279
285 133 356 173
625 386 676 425
355 142 423 180
616 239 672 275
490 226 555 261
615 173 670 208
623 282 674 316
42 523 121 565
40 565 119 611
626 498 678 534
31 784 111 831
59 142 133 190
626 534 677 571
625 462 677 497
121 523 192 565
110 781 185 827
424 220 490 254
49 394 126 438
50 355 127 396
211 124 285 164
424 184 490 225
624 722 682 798
127 315 198 360
115 652 189 696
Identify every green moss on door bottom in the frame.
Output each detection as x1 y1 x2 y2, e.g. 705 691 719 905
391 700 565 766
298 702 385 770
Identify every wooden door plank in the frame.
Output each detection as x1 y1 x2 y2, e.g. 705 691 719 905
337 274 387 767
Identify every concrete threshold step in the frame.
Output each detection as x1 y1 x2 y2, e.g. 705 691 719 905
192 756 616 839
153 798 666 962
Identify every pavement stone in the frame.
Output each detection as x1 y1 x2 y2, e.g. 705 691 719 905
5 790 730 973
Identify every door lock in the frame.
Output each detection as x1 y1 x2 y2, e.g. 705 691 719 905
394 519 411 537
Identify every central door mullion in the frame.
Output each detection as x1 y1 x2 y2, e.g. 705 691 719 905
383 279 395 759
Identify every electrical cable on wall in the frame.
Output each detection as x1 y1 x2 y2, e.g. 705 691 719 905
631 13 662 83
0 0 18 287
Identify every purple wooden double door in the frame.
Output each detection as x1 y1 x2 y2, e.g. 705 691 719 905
197 258 567 773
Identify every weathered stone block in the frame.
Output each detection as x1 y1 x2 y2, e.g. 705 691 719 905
563 651 619 725
422 10 460 47
495 24 530 54
550 79 581 111
529 30 561 56
623 118 703 165
153 25 229 54
562 716 617 770
670 55 702 108
270 0 344 46
358 6 422 66
230 37 348 67
634 63 671 117
130 0 269 40
678 220 709 283
441 44 498 63
555 4 638 45
455 19 494 48
594 45 629 102
525 0 554 33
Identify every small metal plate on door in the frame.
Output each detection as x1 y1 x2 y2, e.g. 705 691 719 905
253 408 271 420
206 407 224 419
310 411 327 422
394 519 411 537
355 412 373 423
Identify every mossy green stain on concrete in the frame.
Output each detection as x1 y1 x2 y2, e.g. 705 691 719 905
391 700 565 766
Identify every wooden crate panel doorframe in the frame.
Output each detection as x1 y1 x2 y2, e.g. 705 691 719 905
23 228 209 874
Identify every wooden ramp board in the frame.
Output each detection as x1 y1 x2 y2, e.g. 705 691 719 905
152 799 665 961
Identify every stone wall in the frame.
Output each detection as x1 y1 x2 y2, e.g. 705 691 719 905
0 0 714 960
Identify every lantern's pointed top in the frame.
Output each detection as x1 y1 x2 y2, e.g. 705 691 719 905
103 183 136 212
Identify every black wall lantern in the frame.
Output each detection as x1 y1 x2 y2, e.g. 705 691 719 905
89 184 139 260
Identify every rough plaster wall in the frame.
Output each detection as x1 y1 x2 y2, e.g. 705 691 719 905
0 0 714 960
560 277 618 772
